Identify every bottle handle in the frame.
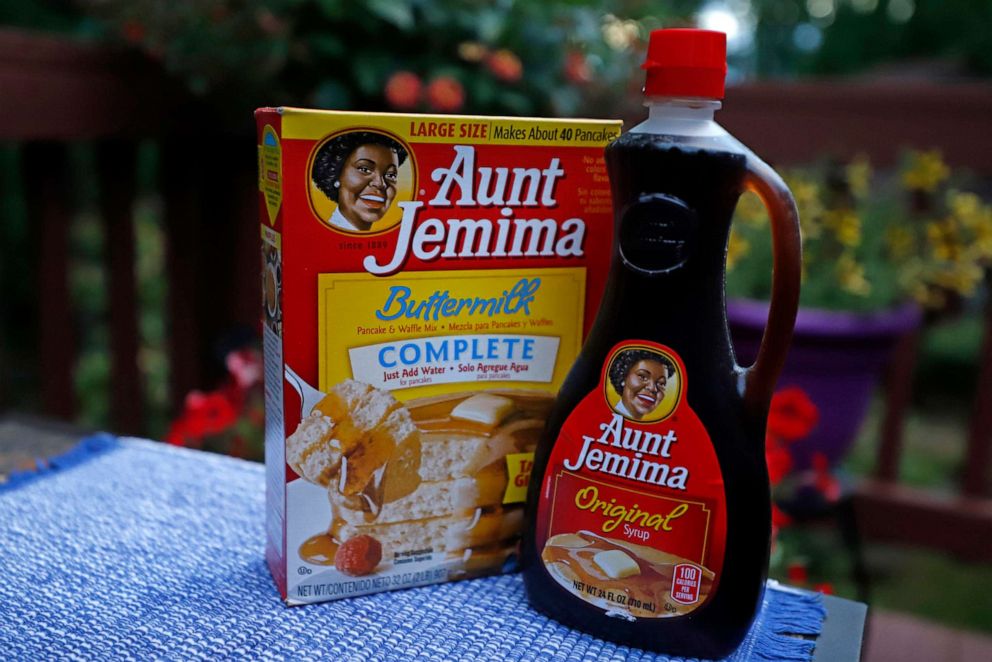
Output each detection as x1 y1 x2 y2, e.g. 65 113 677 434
739 156 802 414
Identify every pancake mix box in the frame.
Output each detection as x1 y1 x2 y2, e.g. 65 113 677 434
255 107 621 605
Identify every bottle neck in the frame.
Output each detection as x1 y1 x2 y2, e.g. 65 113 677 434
630 97 723 136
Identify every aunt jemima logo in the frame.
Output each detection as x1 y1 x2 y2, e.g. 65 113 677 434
563 413 689 491
365 146 587 276
309 136 588 276
563 343 690 491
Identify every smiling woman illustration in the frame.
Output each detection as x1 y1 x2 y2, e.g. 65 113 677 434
608 349 676 421
312 131 409 232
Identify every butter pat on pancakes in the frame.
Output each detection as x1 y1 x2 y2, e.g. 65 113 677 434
593 549 641 579
450 393 515 427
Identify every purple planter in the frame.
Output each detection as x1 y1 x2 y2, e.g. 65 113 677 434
728 299 922 470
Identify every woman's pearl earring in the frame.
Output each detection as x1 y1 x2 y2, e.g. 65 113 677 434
333 180 340 188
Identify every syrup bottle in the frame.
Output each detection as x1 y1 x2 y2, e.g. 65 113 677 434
522 29 801 658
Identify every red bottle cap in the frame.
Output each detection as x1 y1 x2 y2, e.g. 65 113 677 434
642 29 727 99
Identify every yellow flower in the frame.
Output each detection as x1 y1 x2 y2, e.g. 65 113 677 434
727 228 750 270
910 282 946 309
836 253 871 296
926 218 964 262
824 208 862 247
736 191 768 227
932 263 984 297
457 42 487 63
902 150 950 193
786 176 824 238
948 191 992 259
886 226 914 260
899 259 940 306
846 154 872 200
949 190 982 221
969 221 992 262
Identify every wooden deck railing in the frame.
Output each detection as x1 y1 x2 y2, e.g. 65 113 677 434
0 29 168 432
1 29 990 558
0 29 259 435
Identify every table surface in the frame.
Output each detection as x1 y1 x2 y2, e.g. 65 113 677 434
815 595 868 662
0 415 868 661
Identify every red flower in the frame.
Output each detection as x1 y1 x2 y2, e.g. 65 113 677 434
765 441 794 486
256 10 285 35
384 71 422 110
563 51 592 84
426 76 465 113
813 582 835 595
787 560 808 585
164 419 193 447
164 347 266 455
812 452 842 502
767 386 819 442
220 381 246 412
486 49 523 83
122 20 145 44
770 504 791 552
182 390 239 438
771 503 792 528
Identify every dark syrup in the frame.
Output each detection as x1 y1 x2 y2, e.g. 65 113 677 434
522 135 772 659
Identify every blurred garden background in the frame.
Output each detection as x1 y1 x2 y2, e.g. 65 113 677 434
2 1 992 658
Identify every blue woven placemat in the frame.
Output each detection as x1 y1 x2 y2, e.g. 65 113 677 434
0 436 825 661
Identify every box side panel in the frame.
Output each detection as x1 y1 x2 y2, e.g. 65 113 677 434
257 111 288 599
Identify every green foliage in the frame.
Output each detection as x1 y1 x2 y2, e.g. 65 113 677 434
74 0 692 121
0 1 86 33
752 0 992 78
812 0 992 76
727 151 992 312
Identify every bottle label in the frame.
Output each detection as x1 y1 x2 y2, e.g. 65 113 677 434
534 340 726 619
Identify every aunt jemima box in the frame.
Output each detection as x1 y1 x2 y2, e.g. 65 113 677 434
255 108 621 604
